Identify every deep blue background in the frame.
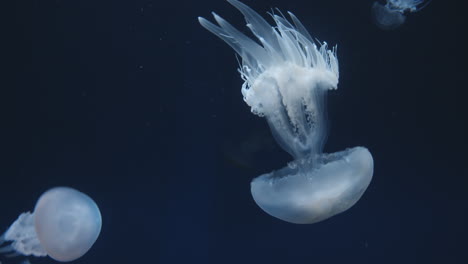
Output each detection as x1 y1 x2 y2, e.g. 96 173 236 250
3 0 467 263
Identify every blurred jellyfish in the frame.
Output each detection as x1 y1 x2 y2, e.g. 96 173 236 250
199 0 374 224
372 0 431 30
0 187 102 262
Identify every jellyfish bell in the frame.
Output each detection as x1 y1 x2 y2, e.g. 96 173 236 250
371 0 431 30
371 1 407 30
251 147 373 224
199 0 374 224
34 187 102 262
0 187 102 262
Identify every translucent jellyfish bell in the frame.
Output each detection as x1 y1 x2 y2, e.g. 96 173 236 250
371 0 431 30
199 0 374 224
0 187 102 262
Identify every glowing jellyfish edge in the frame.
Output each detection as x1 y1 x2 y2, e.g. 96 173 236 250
0 187 101 262
199 0 374 224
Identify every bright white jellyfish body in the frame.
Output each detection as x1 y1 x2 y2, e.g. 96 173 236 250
199 0 374 224
371 0 431 30
0 187 102 262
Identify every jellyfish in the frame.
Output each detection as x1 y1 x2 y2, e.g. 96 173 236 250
0 187 102 262
199 0 374 224
371 0 431 30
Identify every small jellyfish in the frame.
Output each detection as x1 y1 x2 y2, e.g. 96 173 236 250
0 187 102 262
199 0 374 224
371 0 431 30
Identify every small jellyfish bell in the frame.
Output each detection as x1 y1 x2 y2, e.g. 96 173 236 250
199 0 374 224
371 0 431 30
0 187 102 262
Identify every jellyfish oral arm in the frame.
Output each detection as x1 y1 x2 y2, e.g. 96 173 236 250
242 63 338 159
0 212 47 258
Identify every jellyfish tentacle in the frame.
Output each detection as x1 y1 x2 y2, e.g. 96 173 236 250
414 0 432 12
0 245 14 254
198 16 267 73
286 12 314 43
227 0 281 53
5 252 21 258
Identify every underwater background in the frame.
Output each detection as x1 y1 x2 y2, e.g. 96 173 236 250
3 0 467 263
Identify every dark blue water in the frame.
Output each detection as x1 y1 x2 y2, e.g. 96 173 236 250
3 0 467 263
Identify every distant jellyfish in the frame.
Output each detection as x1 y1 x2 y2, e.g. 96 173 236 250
199 0 374 224
371 0 431 30
0 187 102 262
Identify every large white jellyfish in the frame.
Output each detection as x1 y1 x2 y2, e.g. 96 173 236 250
0 187 102 262
371 0 431 30
199 0 374 224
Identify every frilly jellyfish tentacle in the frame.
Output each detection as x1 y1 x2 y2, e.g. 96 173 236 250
1 212 47 257
199 0 374 224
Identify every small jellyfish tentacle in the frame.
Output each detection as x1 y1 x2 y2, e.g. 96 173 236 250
1 212 48 258
227 0 281 52
254 34 283 67
273 14 314 67
414 0 432 12
286 11 315 43
327 48 339 76
198 15 269 71
4 252 21 258
274 17 305 65
0 233 13 255
0 244 14 254
297 35 319 67
0 238 22 258
212 13 270 67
